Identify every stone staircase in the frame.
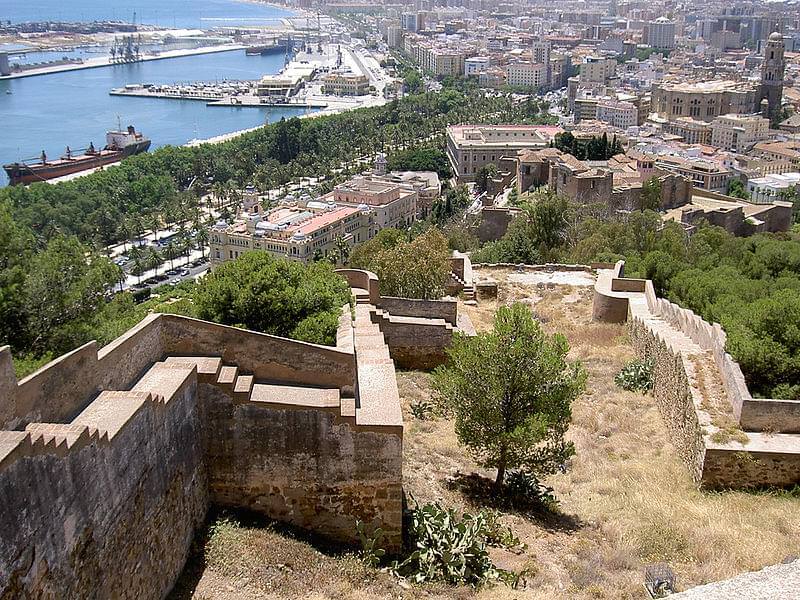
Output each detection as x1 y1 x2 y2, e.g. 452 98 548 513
449 271 475 300
370 308 455 332
162 355 355 420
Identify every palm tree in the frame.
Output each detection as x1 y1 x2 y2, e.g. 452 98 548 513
195 226 210 260
148 210 161 244
131 256 145 285
146 247 162 276
117 218 132 254
164 241 179 271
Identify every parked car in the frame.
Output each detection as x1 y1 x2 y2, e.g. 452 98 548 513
180 269 191 276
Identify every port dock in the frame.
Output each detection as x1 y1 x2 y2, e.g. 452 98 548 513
109 83 328 109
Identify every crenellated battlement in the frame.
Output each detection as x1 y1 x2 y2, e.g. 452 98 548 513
0 304 403 599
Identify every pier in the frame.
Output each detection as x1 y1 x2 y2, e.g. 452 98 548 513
109 83 328 109
0 44 247 80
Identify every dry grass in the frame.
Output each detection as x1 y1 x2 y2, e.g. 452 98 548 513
172 268 800 599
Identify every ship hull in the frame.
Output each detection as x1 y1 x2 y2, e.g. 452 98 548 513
246 43 292 56
4 139 150 186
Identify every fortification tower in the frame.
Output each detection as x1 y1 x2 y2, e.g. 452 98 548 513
760 32 785 122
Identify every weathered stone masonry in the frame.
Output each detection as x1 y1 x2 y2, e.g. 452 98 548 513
0 308 404 599
593 261 800 489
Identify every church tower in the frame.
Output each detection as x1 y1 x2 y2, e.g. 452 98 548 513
760 32 786 122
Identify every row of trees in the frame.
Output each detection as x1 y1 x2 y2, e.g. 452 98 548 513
553 131 624 161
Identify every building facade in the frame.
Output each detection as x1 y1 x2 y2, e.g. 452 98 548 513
322 72 370 96
210 179 418 266
446 125 552 182
596 99 638 130
710 114 769 151
506 61 547 89
651 80 760 123
645 17 676 50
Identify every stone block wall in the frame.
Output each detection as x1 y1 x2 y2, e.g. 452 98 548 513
0 310 404 597
0 366 207 599
204 384 403 549
0 313 165 430
378 297 458 325
628 314 705 483
371 310 456 370
596 261 800 489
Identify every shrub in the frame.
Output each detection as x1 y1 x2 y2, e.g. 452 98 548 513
504 470 559 511
409 399 435 420
614 358 654 393
391 500 514 586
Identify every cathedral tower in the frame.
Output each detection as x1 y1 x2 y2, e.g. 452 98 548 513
760 32 785 122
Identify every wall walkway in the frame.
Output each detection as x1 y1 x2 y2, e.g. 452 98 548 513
593 262 800 489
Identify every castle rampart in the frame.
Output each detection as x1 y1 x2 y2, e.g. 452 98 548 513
0 306 404 598
593 261 800 489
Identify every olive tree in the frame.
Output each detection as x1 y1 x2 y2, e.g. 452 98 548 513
432 303 586 488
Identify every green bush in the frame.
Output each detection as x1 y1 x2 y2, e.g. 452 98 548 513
390 500 513 586
614 358 654 393
504 470 559 511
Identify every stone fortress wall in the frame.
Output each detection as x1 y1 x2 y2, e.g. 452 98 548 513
593 261 800 489
0 302 404 598
336 268 476 370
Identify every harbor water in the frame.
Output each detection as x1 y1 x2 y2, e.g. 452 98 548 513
0 1 306 186
2 0 293 30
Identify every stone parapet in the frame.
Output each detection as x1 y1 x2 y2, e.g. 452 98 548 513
594 261 800 488
0 308 405 598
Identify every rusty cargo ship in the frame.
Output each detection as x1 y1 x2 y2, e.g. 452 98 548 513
3 125 151 185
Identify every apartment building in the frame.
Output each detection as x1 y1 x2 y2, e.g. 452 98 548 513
662 117 712 145
506 61 547 89
752 141 800 170
403 34 468 77
386 25 402 48
595 99 638 130
644 17 676 50
655 155 732 191
710 114 769 152
579 56 618 84
746 173 800 204
465 56 491 76
446 124 553 182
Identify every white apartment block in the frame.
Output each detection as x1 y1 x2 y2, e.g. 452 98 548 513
645 17 676 50
386 25 403 48
710 114 770 152
506 61 547 89
746 172 800 204
596 99 639 130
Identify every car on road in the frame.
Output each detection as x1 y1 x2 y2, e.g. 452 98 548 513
180 269 191 276
170 278 181 285
166 269 179 276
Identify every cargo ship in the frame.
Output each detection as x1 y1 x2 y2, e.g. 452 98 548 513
3 125 151 186
245 38 294 56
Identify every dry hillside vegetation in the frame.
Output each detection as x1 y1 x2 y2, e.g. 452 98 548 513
171 268 800 599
